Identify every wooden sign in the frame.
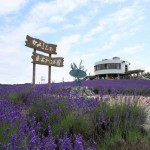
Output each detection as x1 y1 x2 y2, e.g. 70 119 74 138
25 35 64 86
25 35 57 54
31 52 64 67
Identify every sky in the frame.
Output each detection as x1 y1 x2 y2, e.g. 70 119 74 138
0 0 150 84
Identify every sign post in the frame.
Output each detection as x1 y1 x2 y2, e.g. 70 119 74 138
33 49 36 85
25 35 64 86
48 54 51 86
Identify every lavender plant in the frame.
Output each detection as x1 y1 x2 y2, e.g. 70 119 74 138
0 80 150 149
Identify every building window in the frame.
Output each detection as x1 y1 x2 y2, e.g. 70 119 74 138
95 63 121 71
107 63 121 69
125 65 128 72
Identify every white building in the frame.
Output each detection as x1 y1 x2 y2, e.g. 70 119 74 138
94 57 130 79
83 57 144 80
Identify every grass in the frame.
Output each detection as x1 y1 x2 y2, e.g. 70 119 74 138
7 88 32 104
0 121 19 145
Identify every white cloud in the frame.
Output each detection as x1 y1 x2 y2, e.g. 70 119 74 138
96 0 127 3
110 5 144 27
83 26 104 42
62 15 89 30
50 16 65 23
34 26 56 35
114 44 144 55
28 0 88 24
77 15 89 27
89 5 99 15
110 26 139 43
57 34 81 55
0 0 28 15
83 1 144 43
144 66 150 72
129 60 149 72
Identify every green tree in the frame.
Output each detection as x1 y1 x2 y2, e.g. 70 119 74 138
143 72 150 79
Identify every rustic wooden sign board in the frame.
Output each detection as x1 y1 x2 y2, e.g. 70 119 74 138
26 35 57 54
25 35 64 85
31 52 64 67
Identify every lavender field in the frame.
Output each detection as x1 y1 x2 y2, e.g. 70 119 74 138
0 79 150 150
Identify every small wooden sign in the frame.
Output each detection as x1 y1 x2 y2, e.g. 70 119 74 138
31 52 64 67
25 35 57 54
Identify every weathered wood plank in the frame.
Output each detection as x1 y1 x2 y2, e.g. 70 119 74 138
25 35 57 54
31 52 64 67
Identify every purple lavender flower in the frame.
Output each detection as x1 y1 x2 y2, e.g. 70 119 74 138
74 134 84 150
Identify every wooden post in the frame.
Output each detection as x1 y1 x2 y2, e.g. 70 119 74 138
48 54 51 86
33 49 36 85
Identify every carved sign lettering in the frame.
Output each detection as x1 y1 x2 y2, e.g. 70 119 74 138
25 35 57 54
31 52 64 67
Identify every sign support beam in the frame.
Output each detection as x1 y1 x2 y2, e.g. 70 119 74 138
48 54 51 86
33 49 36 85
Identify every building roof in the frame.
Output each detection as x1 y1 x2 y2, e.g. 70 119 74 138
125 69 145 74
